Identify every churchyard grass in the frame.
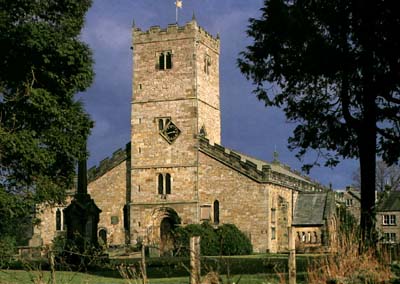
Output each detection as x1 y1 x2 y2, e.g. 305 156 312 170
0 270 300 284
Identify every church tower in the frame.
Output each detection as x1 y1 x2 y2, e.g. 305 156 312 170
130 19 220 247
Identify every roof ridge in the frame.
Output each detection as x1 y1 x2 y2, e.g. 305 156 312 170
198 137 325 192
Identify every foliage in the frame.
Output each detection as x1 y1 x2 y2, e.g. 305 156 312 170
0 0 94 241
238 0 400 243
216 224 252 256
336 205 360 237
173 222 252 256
0 236 16 268
111 254 313 278
174 222 220 256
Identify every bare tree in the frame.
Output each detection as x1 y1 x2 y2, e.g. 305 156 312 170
353 161 400 191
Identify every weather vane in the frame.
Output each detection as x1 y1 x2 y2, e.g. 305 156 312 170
175 0 183 24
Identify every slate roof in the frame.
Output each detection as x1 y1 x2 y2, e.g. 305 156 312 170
377 191 400 212
237 152 310 183
293 192 335 226
198 137 326 191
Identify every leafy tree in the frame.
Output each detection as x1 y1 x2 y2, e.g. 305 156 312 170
0 0 94 243
238 0 400 244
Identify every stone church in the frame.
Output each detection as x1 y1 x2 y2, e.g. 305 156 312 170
30 19 336 254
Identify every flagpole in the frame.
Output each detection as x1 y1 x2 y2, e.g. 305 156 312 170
175 0 182 24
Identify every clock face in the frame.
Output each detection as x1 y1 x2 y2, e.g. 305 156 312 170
160 120 181 143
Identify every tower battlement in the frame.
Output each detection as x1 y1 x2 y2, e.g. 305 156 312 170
132 20 220 51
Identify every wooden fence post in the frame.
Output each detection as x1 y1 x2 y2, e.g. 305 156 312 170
141 244 148 284
288 226 296 284
190 236 201 284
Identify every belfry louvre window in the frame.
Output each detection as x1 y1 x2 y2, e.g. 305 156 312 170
158 51 172 70
158 174 164 194
158 173 172 195
157 117 171 131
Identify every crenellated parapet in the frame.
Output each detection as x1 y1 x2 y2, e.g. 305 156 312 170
198 137 325 192
132 19 220 52
87 142 131 182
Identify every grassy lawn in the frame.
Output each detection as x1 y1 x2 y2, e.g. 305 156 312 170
0 253 315 283
0 270 295 284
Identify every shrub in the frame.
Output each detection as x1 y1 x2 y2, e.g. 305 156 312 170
216 224 252 255
0 236 16 268
174 223 252 256
174 222 220 256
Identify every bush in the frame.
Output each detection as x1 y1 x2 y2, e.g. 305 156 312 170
0 236 16 268
174 222 220 256
174 223 252 256
217 224 252 255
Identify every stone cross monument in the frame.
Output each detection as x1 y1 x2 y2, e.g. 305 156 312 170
64 153 101 253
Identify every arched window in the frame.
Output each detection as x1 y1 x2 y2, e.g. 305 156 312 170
165 173 171 194
123 205 129 231
159 52 165 70
158 52 172 70
204 55 211 74
166 52 172 69
213 200 219 224
313 232 318 243
158 173 172 195
56 209 61 231
158 174 164 194
99 229 107 246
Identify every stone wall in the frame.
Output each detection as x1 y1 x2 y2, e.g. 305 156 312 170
198 151 296 253
30 198 71 247
88 160 128 246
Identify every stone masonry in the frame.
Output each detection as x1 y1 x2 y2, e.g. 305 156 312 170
31 19 335 254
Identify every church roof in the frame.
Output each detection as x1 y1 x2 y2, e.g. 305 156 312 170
199 137 326 192
238 152 309 183
293 192 335 226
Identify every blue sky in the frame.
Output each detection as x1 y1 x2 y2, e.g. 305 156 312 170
78 0 358 189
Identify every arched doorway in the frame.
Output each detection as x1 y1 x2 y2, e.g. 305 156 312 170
160 217 175 255
153 207 181 256
98 228 107 247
